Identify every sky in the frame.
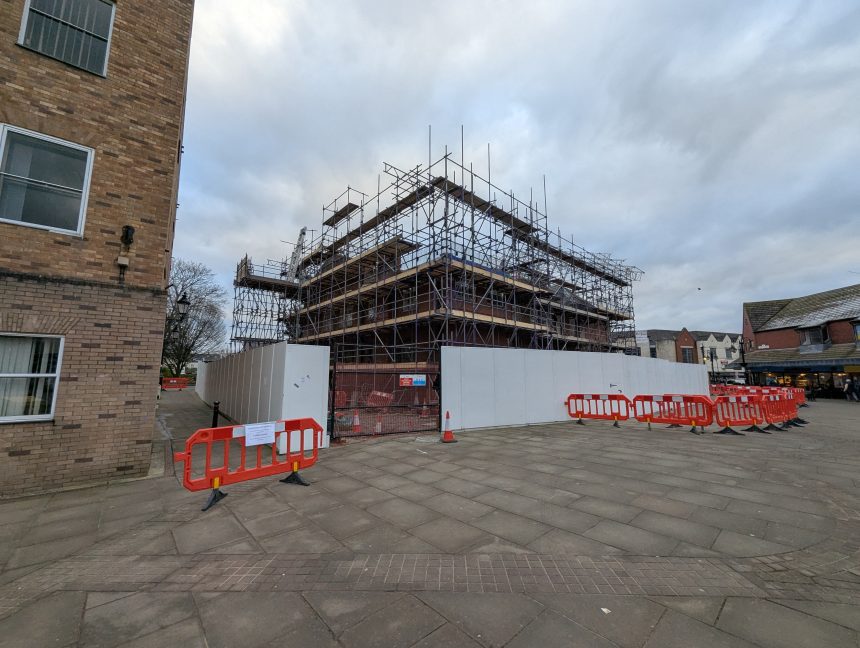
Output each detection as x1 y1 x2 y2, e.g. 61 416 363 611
174 0 860 334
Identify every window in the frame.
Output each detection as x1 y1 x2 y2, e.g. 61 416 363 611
681 347 694 363
649 346 657 358
799 327 824 346
19 0 116 76
0 125 94 235
853 323 860 343
0 334 63 422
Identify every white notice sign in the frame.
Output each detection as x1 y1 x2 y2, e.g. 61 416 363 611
244 421 276 446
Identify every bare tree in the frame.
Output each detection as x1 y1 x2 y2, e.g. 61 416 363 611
162 259 227 376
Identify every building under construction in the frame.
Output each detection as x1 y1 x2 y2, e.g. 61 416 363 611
232 153 642 435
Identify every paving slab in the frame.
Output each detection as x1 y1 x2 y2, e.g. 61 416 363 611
172 511 249 554
569 496 642 523
532 593 665 648
338 594 445 648
649 596 725 625
80 592 196 648
471 510 552 546
409 518 493 553
339 523 426 553
418 592 544 647
307 505 379 540
410 623 483 647
302 591 404 636
0 591 85 648
688 506 769 537
366 498 441 529
423 492 493 522
716 598 858 648
116 618 207 648
583 520 679 555
241 510 306 539
644 609 757 648
194 592 319 648
506 609 618 648
258 524 344 553
5 531 98 569
527 528 623 555
630 510 721 548
775 599 860 632
339 485 397 508
710 530 792 557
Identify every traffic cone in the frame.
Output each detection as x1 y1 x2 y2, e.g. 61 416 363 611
441 410 457 443
352 410 361 436
375 414 382 435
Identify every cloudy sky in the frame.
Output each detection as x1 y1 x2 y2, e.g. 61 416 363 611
175 0 860 334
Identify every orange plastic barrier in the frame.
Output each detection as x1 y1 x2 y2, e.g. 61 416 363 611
565 394 632 427
366 390 394 409
760 394 795 431
161 376 190 391
712 395 766 435
632 394 713 434
174 417 324 510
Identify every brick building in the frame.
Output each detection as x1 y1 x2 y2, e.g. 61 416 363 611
0 0 195 496
741 284 860 396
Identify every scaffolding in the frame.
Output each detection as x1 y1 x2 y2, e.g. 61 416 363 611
231 150 642 435
233 154 641 354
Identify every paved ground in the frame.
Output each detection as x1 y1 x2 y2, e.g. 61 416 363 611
1 391 860 647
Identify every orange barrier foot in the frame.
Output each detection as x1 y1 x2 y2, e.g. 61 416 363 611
717 427 744 436
280 471 310 486
202 488 227 512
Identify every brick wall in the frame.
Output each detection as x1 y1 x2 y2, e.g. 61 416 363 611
0 1 194 495
828 320 856 345
0 0 194 288
754 328 800 350
0 275 165 497
674 329 698 363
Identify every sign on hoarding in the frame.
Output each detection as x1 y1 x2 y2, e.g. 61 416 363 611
399 374 427 387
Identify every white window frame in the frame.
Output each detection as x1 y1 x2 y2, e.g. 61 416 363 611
18 0 117 77
0 124 94 237
0 333 65 424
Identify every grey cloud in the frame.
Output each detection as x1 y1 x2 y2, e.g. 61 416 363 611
176 0 860 333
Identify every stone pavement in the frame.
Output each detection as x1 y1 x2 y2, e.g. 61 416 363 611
1 391 860 646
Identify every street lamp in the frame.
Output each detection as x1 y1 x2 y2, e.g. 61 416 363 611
176 292 190 317
162 291 192 370
700 344 717 383
736 336 750 385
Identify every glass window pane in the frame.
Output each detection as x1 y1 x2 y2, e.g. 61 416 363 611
31 0 113 38
24 1 113 74
0 175 83 231
2 131 88 189
0 376 57 417
0 336 61 374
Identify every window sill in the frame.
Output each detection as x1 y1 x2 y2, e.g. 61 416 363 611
0 415 54 424
0 217 84 238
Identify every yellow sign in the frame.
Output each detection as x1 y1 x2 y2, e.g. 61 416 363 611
845 365 860 373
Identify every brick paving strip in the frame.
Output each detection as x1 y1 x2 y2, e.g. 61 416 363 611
4 534 860 621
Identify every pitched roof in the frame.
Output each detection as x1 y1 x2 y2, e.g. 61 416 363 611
689 331 741 342
739 342 860 368
645 329 680 342
744 284 860 332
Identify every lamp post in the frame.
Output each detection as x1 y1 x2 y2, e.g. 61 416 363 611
700 344 712 384
737 336 750 385
162 291 191 370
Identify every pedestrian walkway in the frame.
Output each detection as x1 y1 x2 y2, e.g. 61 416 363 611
1 391 860 646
